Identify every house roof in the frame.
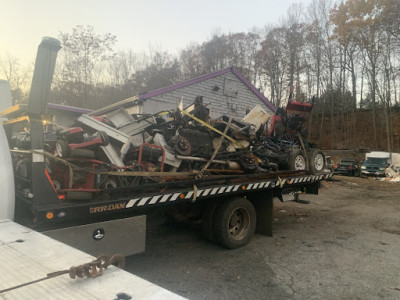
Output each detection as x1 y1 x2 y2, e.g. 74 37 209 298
137 67 276 112
77 67 276 117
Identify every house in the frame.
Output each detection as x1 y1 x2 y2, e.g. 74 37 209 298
93 67 276 119
46 103 92 127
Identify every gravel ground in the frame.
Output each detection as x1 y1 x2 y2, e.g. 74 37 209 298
126 176 400 299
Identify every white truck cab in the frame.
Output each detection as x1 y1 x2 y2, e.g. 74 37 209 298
0 80 15 220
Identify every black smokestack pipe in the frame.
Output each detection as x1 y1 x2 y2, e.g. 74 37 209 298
27 37 61 116
27 37 61 205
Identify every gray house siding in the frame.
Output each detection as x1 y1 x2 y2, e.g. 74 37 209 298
140 70 274 119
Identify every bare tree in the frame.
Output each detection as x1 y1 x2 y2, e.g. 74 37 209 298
256 27 288 107
126 48 181 95
57 25 117 108
283 3 307 101
0 54 32 104
180 43 204 79
201 34 230 72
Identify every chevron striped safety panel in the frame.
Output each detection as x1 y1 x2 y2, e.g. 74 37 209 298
124 173 333 209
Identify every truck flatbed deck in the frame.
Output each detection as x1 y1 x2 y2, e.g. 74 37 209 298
0 220 184 299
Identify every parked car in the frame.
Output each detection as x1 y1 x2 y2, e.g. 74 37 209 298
334 158 361 176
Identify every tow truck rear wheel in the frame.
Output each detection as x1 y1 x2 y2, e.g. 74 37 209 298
212 197 256 249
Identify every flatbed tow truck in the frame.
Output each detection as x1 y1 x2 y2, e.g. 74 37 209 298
0 38 332 258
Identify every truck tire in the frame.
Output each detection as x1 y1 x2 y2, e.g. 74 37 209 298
308 149 325 174
56 140 70 158
213 197 256 249
201 200 219 242
289 149 307 171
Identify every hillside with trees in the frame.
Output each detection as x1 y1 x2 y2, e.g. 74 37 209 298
1 0 399 152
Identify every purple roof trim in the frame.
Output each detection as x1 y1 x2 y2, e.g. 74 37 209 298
138 68 232 100
47 103 92 114
231 67 276 112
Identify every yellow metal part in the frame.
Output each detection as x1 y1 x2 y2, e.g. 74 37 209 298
0 104 27 118
2 115 30 125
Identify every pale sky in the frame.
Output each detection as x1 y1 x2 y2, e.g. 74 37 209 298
1 0 312 64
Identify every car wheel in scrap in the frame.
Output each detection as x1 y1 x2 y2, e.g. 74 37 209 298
174 136 192 156
309 149 325 174
55 140 70 158
289 149 307 171
102 178 118 189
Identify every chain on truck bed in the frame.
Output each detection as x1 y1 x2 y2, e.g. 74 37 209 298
0 254 125 294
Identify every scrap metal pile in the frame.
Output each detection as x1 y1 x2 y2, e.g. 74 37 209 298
12 97 326 199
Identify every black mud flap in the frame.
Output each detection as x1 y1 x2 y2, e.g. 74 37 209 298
305 182 320 195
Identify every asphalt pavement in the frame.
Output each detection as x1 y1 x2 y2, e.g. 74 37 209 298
126 177 400 299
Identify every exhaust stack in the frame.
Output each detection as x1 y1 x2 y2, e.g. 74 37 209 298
27 37 61 116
